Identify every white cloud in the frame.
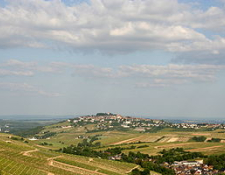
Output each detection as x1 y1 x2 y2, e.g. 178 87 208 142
117 64 225 80
1 59 37 69
1 59 225 88
0 0 225 58
0 82 61 97
0 59 62 76
0 69 34 76
50 61 225 87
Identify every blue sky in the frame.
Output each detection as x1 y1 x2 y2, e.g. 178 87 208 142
0 0 225 118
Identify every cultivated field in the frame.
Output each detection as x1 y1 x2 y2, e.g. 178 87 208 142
0 133 137 175
23 120 225 173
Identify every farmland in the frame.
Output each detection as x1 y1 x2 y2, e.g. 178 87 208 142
3 114 225 174
0 133 137 175
30 119 225 156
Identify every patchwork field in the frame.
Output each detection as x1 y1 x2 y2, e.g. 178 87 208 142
1 117 225 175
30 121 225 157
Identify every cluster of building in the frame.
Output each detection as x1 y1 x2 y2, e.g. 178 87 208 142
170 123 225 130
66 113 225 132
68 113 164 131
170 160 221 175
0 125 10 133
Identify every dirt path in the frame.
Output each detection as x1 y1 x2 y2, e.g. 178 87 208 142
47 156 63 166
49 159 107 175
204 138 212 142
22 148 56 175
113 136 145 145
23 147 107 175
126 165 139 173
22 148 38 156
23 146 115 175
35 144 53 149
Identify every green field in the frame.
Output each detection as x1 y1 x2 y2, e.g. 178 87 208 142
0 133 137 175
5 119 225 175
30 120 225 157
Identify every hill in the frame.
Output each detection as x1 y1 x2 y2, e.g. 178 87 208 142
22 114 225 156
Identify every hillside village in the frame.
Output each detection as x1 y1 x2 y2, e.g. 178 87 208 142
66 113 225 132
1 113 225 134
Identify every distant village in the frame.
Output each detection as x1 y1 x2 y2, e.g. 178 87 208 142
66 113 225 132
1 113 225 134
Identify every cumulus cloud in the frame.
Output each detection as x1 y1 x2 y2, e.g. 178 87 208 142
0 82 61 97
0 0 225 63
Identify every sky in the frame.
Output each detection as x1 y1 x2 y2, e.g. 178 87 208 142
0 0 225 119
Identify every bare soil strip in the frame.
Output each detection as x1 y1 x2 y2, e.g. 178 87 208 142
112 137 140 145
189 145 223 152
192 133 211 136
113 136 146 145
154 143 192 149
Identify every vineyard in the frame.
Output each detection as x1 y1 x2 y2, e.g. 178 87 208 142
0 134 137 175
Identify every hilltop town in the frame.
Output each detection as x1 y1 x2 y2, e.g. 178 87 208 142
66 113 225 133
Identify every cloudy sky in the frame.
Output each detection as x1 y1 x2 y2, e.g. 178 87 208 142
0 0 225 118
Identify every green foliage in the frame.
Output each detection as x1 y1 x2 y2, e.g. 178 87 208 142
131 161 175 175
205 154 225 171
190 136 207 142
36 132 56 139
137 145 149 148
60 145 204 175
141 161 175 175
14 126 44 137
131 168 141 175
77 135 102 147
153 148 206 164
10 136 24 141
207 138 221 142
40 142 53 146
